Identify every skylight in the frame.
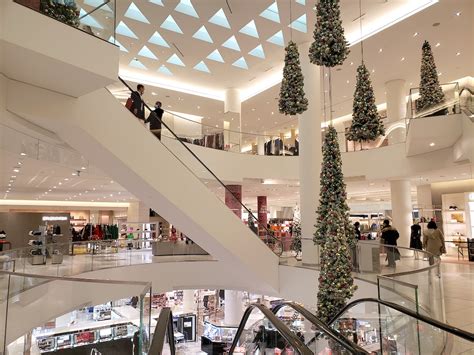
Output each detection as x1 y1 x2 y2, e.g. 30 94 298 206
175 0 199 18
167 54 185 67
79 9 103 29
129 59 147 70
222 35 240 51
84 0 113 12
207 49 225 63
116 21 138 39
124 2 150 24
260 2 280 23
160 15 183 34
138 45 157 60
267 30 284 46
296 0 305 5
109 36 128 52
148 31 170 48
232 57 248 70
208 8 230 29
194 61 211 73
193 26 213 43
239 20 259 38
158 65 173 75
248 44 265 59
289 14 307 33
149 0 164 5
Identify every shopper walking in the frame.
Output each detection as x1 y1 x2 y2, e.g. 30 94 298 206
410 222 422 250
147 101 163 140
423 220 446 265
252 325 267 354
130 84 145 122
354 222 361 240
381 219 400 267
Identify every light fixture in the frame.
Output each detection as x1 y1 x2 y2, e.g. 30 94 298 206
110 180 114 184
13 169 19 173
72 173 77 176
438 72 442 76
435 42 440 47
81 166 86 170
455 11 461 16
401 57 405 61
271 112 274 115
456 52 461 56
429 142 435 147
53 186 57 189
379 48 383 53
152 92 157 96
11 176 16 178
20 152 27 156
17 162 22 165
59 182 62 185
413 32 418 37
350 62 354 66
64 178 69 181
346 80 350 84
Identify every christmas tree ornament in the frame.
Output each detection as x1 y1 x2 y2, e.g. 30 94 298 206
309 0 349 67
416 40 446 114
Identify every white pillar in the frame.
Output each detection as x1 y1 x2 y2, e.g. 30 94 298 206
224 290 243 326
385 79 407 144
257 134 266 156
127 201 149 222
183 289 195 312
224 89 241 152
299 42 323 265
390 180 412 249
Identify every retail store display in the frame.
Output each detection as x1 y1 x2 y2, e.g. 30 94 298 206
279 41 308 116
201 321 238 354
314 126 356 322
27 224 64 265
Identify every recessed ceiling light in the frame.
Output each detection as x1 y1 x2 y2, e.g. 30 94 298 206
456 52 461 56
401 57 405 61
64 178 69 181
11 176 16 178
53 186 57 189
455 11 461 16
81 166 86 170
413 32 418 37
197 106 200 109
350 62 353 66
435 42 440 47
20 152 26 156
378 48 383 53
17 162 22 165
59 182 62 185
271 112 274 115
429 142 435 147
371 69 375 73
152 92 157 96
251 108 256 111
346 80 350 84
438 72 442 76
13 169 19 173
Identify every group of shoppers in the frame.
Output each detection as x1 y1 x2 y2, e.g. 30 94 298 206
354 218 446 267
128 84 164 140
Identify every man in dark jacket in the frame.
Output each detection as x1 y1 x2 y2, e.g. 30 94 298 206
131 84 145 121
147 101 163 140
381 219 399 267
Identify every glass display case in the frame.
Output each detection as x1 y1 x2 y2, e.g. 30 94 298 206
201 321 238 354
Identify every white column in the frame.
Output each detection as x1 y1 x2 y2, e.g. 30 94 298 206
127 201 149 222
385 79 407 145
224 290 243 326
224 89 241 152
299 42 323 265
257 134 266 156
390 180 412 249
183 289 195 312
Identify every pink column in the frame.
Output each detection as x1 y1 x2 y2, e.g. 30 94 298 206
257 196 268 237
225 185 242 219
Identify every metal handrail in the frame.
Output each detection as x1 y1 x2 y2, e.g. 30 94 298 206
118 77 283 255
272 302 368 354
329 298 474 343
149 307 176 355
228 303 312 354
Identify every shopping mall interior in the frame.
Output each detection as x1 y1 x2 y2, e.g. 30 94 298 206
0 0 473 354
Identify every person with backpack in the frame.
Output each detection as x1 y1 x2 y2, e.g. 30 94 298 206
381 219 400 267
126 84 145 122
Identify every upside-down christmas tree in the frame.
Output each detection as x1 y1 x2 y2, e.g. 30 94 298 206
346 63 385 143
291 205 302 257
314 126 357 323
279 41 308 116
309 0 349 67
416 40 445 114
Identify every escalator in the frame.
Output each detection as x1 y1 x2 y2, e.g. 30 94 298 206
149 299 473 354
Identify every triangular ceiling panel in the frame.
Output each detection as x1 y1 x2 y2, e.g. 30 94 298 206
167 54 185 67
129 59 147 70
267 30 284 46
194 61 210 73
149 0 164 5
79 9 103 29
207 49 225 63
138 45 158 60
84 0 113 12
222 35 240 51
109 36 128 52
248 44 265 59
296 0 305 4
175 0 199 18
192 25 213 43
208 8 230 29
161 15 183 34
232 57 248 70
148 31 170 48
239 20 259 38
116 21 138 39
158 65 173 75
289 14 307 33
260 2 280 23
124 2 150 24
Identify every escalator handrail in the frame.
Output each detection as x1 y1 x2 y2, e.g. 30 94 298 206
118 77 283 255
148 307 176 355
272 302 368 354
228 303 312 355
329 298 474 343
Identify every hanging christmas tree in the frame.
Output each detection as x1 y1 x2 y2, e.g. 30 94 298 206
346 63 385 143
416 40 445 114
314 125 356 323
279 41 308 116
291 205 302 256
309 0 349 67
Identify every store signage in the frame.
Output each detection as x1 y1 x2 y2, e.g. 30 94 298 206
42 216 68 221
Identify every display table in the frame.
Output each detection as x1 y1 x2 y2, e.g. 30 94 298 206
357 241 381 273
